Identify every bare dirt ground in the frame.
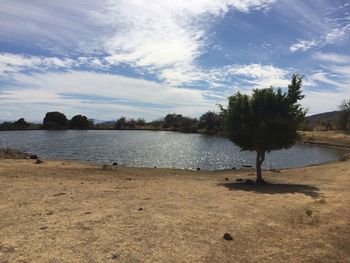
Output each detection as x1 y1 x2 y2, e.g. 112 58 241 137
0 158 349 263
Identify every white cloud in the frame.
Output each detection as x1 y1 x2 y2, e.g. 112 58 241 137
94 0 277 84
303 89 350 115
0 53 76 76
290 40 318 52
313 52 350 64
0 70 221 121
0 0 278 86
289 23 350 52
208 64 291 89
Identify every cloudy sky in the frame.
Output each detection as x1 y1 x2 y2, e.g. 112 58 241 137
0 0 349 122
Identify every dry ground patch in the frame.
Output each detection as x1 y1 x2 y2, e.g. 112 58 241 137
0 159 349 262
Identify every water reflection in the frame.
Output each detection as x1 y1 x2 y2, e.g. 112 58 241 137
0 130 345 170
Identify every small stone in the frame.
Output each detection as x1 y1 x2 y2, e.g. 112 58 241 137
111 253 120 259
39 226 48 230
223 233 233 241
35 159 44 164
53 192 66 197
29 154 38 159
245 179 255 185
127 178 132 181
225 178 229 181
138 207 143 211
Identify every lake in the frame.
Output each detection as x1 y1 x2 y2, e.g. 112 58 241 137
0 130 346 170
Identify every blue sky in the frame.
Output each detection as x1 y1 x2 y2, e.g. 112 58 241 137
0 0 349 121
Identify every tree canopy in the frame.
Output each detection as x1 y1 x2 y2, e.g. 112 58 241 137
70 114 93 129
43 111 69 129
338 99 350 130
221 74 306 184
198 111 221 134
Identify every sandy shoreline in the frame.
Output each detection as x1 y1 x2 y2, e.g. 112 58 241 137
0 158 349 262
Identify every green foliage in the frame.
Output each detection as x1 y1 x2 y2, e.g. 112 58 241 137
43 111 69 129
163 113 197 133
70 114 93 129
338 99 350 130
114 117 126 129
0 118 35 130
221 74 306 183
136 118 146 126
114 117 137 129
198 111 221 134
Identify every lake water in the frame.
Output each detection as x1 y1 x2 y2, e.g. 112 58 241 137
0 130 346 170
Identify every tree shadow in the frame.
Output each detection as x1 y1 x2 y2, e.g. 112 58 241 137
219 181 321 198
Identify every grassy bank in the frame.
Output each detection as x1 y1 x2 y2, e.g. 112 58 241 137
0 158 349 262
299 130 350 148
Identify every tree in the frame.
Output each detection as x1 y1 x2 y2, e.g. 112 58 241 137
114 117 126 129
43 112 69 129
136 118 146 127
220 74 306 184
338 99 350 130
163 114 183 130
70 114 93 129
199 111 221 133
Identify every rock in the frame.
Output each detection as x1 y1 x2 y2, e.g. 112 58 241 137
339 153 350 161
244 179 255 185
53 192 66 197
138 207 143 211
270 169 281 173
111 253 120 260
39 226 48 230
35 159 44 164
223 233 233 241
29 154 38 159
235 178 243 182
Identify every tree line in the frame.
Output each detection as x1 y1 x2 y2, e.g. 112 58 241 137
0 111 223 134
2 98 350 134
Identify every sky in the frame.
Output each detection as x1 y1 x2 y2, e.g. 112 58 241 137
0 0 349 122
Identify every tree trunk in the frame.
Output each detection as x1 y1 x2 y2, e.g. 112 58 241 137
256 150 266 184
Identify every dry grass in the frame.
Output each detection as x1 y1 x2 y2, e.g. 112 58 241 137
300 130 350 147
0 159 349 262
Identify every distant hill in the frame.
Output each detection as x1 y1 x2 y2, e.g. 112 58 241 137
304 111 341 131
97 121 115 126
